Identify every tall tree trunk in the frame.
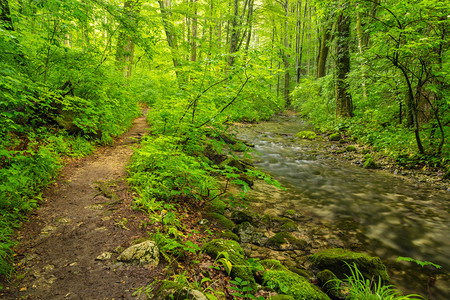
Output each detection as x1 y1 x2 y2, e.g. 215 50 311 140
116 0 140 78
356 9 367 102
228 0 239 66
283 0 291 107
296 0 307 83
335 13 353 117
190 0 198 62
158 0 182 80
316 23 330 78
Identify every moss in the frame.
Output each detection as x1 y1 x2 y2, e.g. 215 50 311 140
361 149 370 154
363 157 377 169
339 139 346 144
231 210 253 224
329 133 341 141
285 209 296 216
219 157 246 172
261 214 272 226
296 131 317 140
309 248 389 282
260 259 287 271
345 145 356 152
202 239 256 289
217 230 239 241
207 199 227 214
207 212 235 230
267 232 307 250
317 269 344 299
271 295 295 300
443 168 450 180
262 269 330 300
154 280 205 299
280 221 297 232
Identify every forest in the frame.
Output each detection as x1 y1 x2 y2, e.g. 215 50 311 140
0 0 449 298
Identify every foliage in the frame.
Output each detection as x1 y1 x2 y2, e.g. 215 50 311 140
328 263 424 300
396 257 441 269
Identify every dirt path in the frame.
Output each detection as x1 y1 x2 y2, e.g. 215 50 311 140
1 114 162 299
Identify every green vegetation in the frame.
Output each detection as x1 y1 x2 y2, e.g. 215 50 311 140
1 0 447 297
326 264 424 300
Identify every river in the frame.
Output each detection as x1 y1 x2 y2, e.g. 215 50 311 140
234 115 449 299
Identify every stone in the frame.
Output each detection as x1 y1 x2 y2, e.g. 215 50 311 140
262 265 330 300
267 232 308 251
233 221 255 243
207 212 235 230
217 230 239 241
363 156 377 169
309 248 389 282
231 210 253 224
202 239 256 289
329 133 341 141
296 131 317 140
152 281 207 300
316 269 346 299
96 252 113 261
116 240 159 266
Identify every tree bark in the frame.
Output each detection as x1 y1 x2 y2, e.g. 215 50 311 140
116 0 140 78
335 13 353 118
316 23 330 78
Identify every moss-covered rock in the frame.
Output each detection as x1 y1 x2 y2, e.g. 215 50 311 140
363 156 377 169
316 269 345 299
219 157 247 172
271 295 295 300
345 145 356 152
262 269 330 300
207 212 235 230
296 131 317 140
217 230 239 241
207 199 227 214
231 210 253 224
280 221 298 232
233 221 255 243
309 248 389 282
202 239 256 289
329 133 341 141
153 280 207 300
267 232 308 251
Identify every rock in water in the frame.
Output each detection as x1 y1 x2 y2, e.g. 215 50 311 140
117 240 159 266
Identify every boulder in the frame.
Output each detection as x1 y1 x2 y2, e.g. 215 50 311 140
296 131 317 140
116 240 159 266
233 221 255 243
329 134 341 141
207 212 235 230
231 210 253 224
267 232 308 251
202 239 256 289
317 269 346 299
152 280 207 300
261 260 330 300
309 248 389 282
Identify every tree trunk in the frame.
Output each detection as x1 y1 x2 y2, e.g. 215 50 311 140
116 0 140 78
316 23 330 78
228 0 239 66
335 13 353 118
283 0 290 107
190 0 198 62
356 10 368 102
296 0 307 83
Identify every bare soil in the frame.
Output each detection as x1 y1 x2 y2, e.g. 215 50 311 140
1 114 166 299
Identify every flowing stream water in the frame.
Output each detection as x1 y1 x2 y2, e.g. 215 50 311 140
234 115 449 299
